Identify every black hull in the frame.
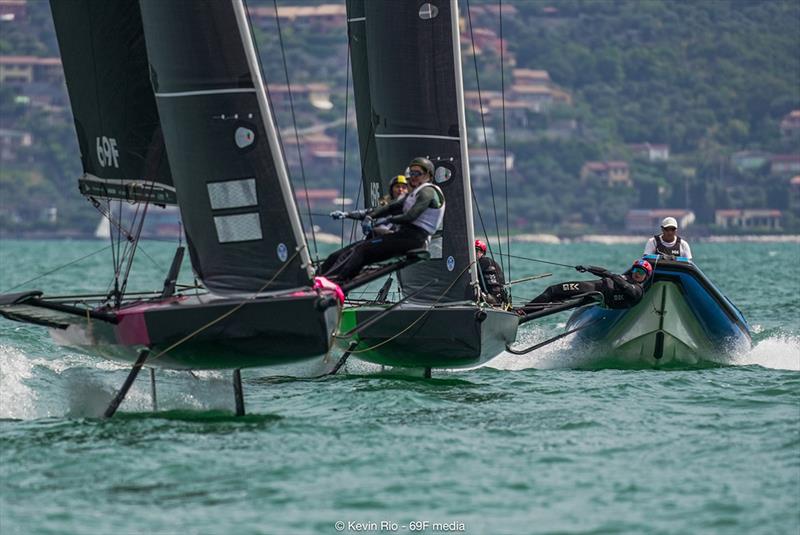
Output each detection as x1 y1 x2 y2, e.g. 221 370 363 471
3 291 341 370
339 305 518 369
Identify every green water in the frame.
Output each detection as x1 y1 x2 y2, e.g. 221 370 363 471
1 239 798 534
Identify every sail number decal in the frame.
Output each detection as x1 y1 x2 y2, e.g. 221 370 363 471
369 182 380 207
96 136 119 168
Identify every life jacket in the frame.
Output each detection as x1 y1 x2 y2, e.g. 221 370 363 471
403 182 445 235
654 234 682 256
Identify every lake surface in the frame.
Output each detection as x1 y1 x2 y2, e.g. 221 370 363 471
1 239 798 534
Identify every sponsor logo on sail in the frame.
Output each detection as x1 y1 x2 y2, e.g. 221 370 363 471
96 136 119 168
446 255 455 271
235 127 255 148
277 243 288 262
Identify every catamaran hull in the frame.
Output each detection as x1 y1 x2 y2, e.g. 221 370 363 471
3 291 340 370
338 305 518 369
566 259 751 366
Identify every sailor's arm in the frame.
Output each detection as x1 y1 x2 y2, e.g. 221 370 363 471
610 274 643 300
576 265 613 278
643 237 657 255
681 241 693 260
365 198 404 219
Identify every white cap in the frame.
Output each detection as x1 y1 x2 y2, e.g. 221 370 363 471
661 217 678 229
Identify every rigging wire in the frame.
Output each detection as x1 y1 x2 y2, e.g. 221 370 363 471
271 0 319 261
498 252 576 270
498 0 511 283
340 25 352 248
1 245 113 294
465 0 504 264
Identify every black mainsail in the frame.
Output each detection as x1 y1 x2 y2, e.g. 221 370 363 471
340 0 518 370
347 0 479 303
139 0 314 294
49 0 175 204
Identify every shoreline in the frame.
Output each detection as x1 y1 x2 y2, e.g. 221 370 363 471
1 232 799 244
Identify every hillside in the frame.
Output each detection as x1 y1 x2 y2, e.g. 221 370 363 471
0 0 798 237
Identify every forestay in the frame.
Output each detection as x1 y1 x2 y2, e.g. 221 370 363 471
139 0 313 294
347 0 478 303
50 0 175 204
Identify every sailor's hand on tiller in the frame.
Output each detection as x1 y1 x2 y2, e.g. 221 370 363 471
330 210 347 220
575 265 588 273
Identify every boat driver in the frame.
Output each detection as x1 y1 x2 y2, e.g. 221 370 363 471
643 216 693 260
322 157 445 282
516 259 653 316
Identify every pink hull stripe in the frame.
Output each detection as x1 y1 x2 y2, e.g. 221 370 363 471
116 311 151 346
113 297 183 346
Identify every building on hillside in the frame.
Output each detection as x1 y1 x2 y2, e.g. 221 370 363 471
545 119 578 139
730 150 770 171
0 0 27 21
282 132 341 166
580 161 631 187
789 176 800 215
512 69 551 86
293 188 342 210
0 128 32 161
715 209 782 230
248 4 345 32
469 149 514 187
0 56 62 85
779 110 800 139
267 83 332 111
769 154 800 175
462 27 506 57
628 142 670 162
625 209 695 233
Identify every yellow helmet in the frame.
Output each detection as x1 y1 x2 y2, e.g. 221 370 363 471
390 175 408 187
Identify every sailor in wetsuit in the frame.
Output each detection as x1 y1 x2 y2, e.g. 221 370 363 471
517 259 653 316
321 157 445 282
475 239 509 307
643 216 693 260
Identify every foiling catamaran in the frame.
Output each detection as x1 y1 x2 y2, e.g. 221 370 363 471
0 0 421 416
333 0 519 375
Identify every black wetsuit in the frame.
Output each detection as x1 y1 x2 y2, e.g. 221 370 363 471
321 185 443 282
518 266 644 315
478 255 508 306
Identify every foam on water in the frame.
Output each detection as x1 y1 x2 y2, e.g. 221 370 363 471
733 333 800 371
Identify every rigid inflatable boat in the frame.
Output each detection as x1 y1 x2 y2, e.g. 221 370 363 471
566 255 751 365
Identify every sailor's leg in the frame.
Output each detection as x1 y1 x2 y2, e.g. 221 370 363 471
104 349 150 418
519 281 599 315
359 231 426 267
233 369 245 416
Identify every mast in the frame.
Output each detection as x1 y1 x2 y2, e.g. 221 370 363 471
450 0 479 291
231 0 313 278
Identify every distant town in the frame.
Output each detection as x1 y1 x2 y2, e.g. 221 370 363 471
1 0 798 239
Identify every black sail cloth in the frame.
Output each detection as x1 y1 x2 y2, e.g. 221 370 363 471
139 0 310 294
50 0 175 204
